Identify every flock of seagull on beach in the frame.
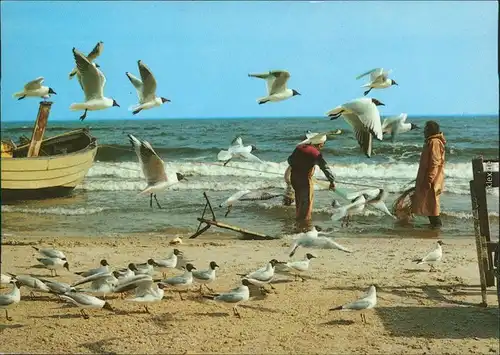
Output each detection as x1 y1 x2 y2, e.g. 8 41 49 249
0 234 445 322
4 41 448 325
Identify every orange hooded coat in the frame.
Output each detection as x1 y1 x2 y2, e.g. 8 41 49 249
412 133 446 216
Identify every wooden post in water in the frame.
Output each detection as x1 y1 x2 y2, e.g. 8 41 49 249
27 101 53 158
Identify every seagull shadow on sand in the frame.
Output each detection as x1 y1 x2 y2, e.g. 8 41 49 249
30 313 84 319
79 337 121 355
321 319 355 326
0 323 24 331
323 284 488 307
193 311 230 318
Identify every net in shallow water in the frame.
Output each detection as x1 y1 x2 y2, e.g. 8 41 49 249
392 186 416 223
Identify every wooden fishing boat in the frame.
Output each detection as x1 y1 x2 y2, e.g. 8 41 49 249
1 101 97 202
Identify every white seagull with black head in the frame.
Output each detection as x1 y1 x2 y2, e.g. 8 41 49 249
69 47 120 121
326 97 385 158
128 134 186 209
126 60 170 115
248 70 301 104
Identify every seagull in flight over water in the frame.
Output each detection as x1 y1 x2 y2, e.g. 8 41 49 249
217 136 263 166
68 41 104 80
248 70 301 104
126 60 170 115
326 97 385 158
69 47 120 121
356 68 398 96
128 134 187 209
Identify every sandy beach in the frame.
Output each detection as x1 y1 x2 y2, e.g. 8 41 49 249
0 233 498 354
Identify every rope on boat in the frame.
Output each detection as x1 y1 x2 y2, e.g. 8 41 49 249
96 144 395 190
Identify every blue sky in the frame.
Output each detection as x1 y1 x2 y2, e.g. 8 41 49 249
0 1 498 122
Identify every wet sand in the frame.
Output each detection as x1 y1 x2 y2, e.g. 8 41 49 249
0 233 498 354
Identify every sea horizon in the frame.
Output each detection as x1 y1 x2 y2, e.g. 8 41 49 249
1 113 499 124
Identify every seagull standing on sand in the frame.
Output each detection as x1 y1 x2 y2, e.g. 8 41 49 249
219 190 284 217
326 97 385 158
248 70 301 104
159 263 196 300
330 285 377 324
128 134 186 209
126 60 170 115
71 272 119 299
217 136 263 166
59 291 114 319
0 280 22 321
203 279 251 318
33 257 70 277
68 41 104 80
125 279 165 313
32 246 67 260
153 249 184 278
13 77 56 101
275 253 317 281
287 225 352 257
134 259 159 276
69 47 120 121
237 259 278 292
74 259 110 278
356 68 398 96
192 261 219 294
412 240 444 272
381 113 419 142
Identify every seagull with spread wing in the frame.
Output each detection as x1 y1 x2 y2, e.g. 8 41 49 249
128 134 186 209
68 41 104 80
248 70 301 104
69 47 120 121
126 60 170 115
326 98 385 158
217 136 263 166
13 77 56 100
381 113 419 142
219 190 284 216
356 67 398 96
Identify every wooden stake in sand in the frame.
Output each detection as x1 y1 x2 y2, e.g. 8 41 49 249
189 192 277 240
469 157 499 307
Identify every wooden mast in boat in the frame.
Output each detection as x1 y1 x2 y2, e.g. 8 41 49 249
27 101 53 158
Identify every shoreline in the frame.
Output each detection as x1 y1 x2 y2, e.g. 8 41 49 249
1 234 498 354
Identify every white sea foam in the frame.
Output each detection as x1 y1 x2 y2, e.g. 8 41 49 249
1 206 109 216
84 161 499 196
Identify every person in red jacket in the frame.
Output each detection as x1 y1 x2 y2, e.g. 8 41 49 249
287 133 336 231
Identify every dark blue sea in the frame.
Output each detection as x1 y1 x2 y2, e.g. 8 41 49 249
1 115 499 239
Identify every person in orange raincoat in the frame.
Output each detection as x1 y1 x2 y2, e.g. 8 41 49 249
412 120 446 228
287 134 336 231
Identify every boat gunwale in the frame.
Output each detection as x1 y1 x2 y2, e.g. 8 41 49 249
2 128 98 162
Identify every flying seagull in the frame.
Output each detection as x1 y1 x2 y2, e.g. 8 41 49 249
68 41 104 80
13 77 56 101
381 113 419 142
356 68 398 96
217 136 263 166
69 47 119 121
326 97 385 158
128 134 186 209
126 60 170 115
248 70 300 104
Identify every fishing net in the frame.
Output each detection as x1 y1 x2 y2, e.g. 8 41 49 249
392 186 416 223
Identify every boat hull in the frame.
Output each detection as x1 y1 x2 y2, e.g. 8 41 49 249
1 129 97 203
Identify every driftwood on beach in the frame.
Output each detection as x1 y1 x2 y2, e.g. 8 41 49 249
189 192 278 241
